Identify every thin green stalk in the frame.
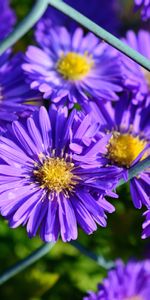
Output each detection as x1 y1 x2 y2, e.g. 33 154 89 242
0 242 55 285
117 156 150 187
48 0 150 70
70 241 114 269
0 0 49 54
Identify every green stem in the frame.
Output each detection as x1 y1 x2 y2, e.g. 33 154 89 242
70 241 114 269
118 157 150 187
0 242 55 285
48 0 150 70
0 0 49 54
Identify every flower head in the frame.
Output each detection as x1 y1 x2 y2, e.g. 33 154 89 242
0 0 16 41
84 259 150 299
85 94 150 212
121 30 150 105
23 26 123 108
0 106 119 242
134 0 150 20
0 51 42 131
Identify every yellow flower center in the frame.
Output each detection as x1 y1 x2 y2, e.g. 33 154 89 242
107 132 147 168
34 157 78 194
57 51 93 80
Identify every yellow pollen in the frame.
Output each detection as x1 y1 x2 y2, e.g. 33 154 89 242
107 132 147 168
34 157 78 194
57 51 93 80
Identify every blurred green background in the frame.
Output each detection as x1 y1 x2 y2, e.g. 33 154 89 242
0 1 149 299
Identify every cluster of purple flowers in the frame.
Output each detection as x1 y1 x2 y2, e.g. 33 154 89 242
0 0 149 248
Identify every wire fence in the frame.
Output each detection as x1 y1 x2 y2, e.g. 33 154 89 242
0 0 150 286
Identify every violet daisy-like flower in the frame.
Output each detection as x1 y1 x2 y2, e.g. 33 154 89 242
122 30 150 105
142 210 150 239
85 95 150 211
0 0 16 41
84 259 150 299
23 26 123 107
0 106 120 242
0 51 41 131
134 0 150 20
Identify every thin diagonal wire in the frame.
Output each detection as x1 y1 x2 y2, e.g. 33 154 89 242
48 0 150 71
0 242 55 285
0 0 150 71
70 241 115 269
0 0 49 54
0 0 149 286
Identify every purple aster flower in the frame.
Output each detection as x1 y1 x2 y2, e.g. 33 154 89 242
0 0 16 41
23 26 123 107
84 259 150 299
134 0 150 20
121 30 150 105
142 210 150 239
0 51 42 132
84 94 150 212
0 106 120 242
